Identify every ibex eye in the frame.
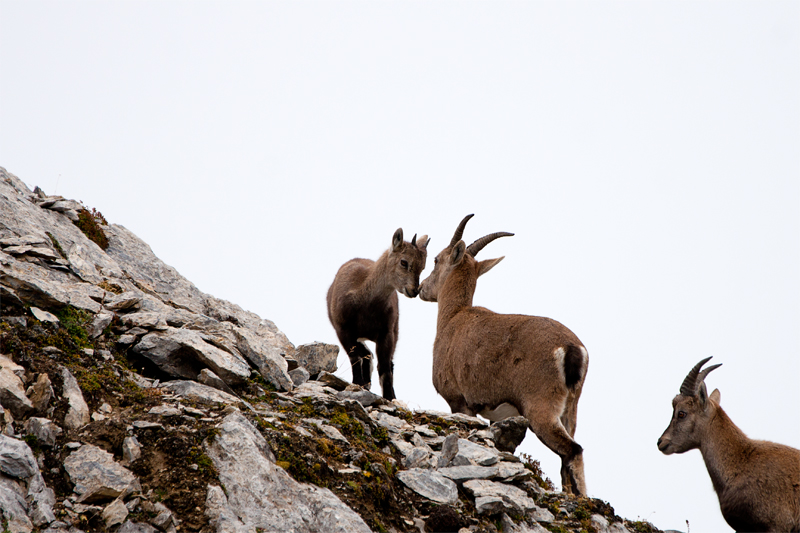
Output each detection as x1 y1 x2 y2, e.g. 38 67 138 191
400 260 409 269
677 411 687 419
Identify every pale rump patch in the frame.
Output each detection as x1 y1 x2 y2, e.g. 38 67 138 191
553 346 566 384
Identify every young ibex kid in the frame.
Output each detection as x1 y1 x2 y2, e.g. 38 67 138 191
327 228 429 400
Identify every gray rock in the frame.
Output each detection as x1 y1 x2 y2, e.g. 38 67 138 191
23 418 62 447
2 316 26 327
159 381 242 406
303 420 348 444
0 435 38 479
390 435 416 457
0 475 32 533
148 405 181 417
453 438 500 466
438 433 460 467
293 343 338 376
499 513 550 533
88 312 114 338
205 485 249 533
204 411 371 533
134 327 250 385
592 514 634 533
490 416 529 453
288 367 310 387
63 444 141 503
30 307 59 324
494 461 533 482
198 369 238 396
231 326 294 392
336 388 386 407
103 499 129 528
26 373 54 415
27 474 57 526
438 465 499 482
150 502 176 530
0 355 34 418
396 468 458 505
292 381 338 402
61 367 90 431
370 411 413 434
105 292 142 312
462 479 537 515
122 436 142 465
316 371 350 391
118 521 159 533
402 447 434 469
120 311 167 330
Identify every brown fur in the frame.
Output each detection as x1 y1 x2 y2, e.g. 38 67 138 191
327 228 428 400
419 217 589 496
658 359 800 532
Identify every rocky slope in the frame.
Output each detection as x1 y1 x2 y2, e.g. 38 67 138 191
0 166 663 533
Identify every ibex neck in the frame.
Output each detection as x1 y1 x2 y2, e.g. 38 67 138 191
362 250 397 298
436 263 476 330
700 406 751 495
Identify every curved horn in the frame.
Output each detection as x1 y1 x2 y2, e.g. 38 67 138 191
467 232 514 257
680 357 716 396
411 234 417 246
449 214 475 248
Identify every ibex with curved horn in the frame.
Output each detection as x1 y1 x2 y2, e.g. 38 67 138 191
327 228 429 400
419 215 589 496
658 357 800 532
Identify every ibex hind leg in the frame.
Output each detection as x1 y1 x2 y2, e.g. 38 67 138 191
347 341 373 389
525 407 587 496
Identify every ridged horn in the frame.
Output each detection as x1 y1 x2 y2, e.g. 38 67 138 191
467 232 514 257
411 234 417 246
449 214 475 247
679 357 721 396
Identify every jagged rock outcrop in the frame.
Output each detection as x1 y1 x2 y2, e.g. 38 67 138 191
0 166 303 392
0 166 665 533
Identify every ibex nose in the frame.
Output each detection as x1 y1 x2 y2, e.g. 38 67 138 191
407 287 419 298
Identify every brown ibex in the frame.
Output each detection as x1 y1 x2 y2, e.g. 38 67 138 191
327 228 429 400
419 215 589 496
658 357 800 533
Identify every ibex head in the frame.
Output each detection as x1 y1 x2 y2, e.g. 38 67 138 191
419 214 513 302
657 357 723 455
388 228 430 298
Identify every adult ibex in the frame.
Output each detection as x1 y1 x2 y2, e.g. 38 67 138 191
327 228 429 400
658 357 800 532
419 215 589 496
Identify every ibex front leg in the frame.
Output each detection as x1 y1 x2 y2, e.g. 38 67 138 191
376 332 397 401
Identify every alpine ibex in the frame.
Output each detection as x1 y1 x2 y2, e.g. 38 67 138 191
658 357 800 533
327 228 429 401
419 215 589 496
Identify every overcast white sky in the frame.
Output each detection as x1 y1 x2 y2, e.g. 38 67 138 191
2 2 798 532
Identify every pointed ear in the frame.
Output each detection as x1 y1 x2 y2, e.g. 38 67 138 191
450 241 466 265
478 256 504 277
709 389 721 404
416 234 430 251
392 228 403 252
698 382 709 408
